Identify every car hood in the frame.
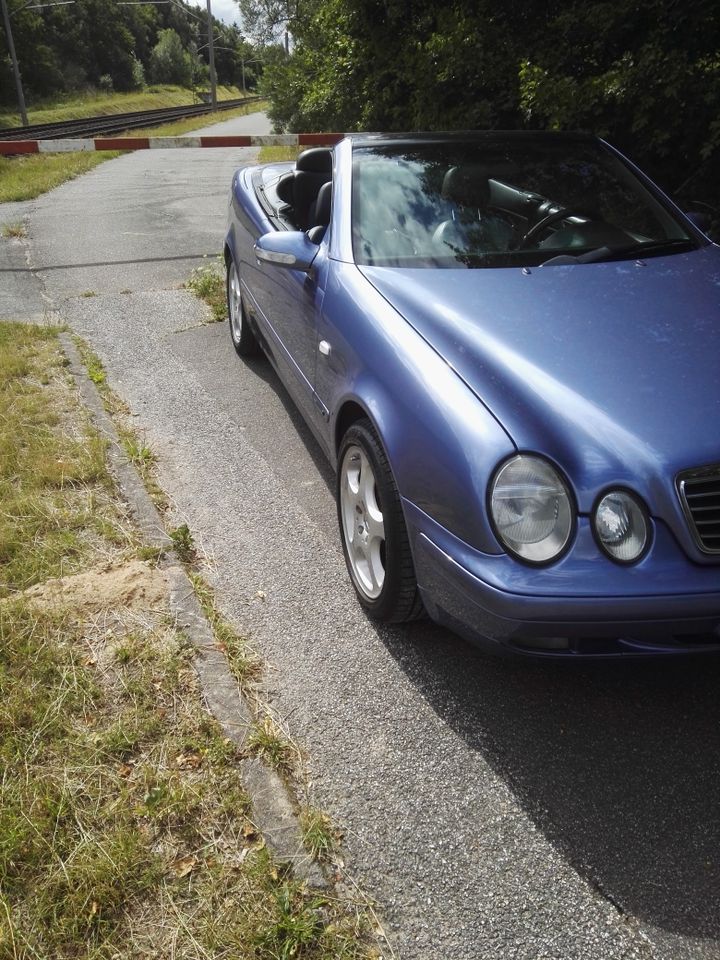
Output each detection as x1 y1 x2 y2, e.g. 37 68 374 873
359 247 720 510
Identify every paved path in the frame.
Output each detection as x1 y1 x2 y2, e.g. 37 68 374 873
2 108 720 960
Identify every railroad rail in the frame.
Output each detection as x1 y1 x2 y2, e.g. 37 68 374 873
0 96 262 142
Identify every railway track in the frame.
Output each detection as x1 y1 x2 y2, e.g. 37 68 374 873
0 97 262 142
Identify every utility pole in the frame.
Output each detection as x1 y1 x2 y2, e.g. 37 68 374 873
205 0 216 110
1 0 28 126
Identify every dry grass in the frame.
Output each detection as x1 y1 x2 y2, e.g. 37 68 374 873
0 321 379 958
0 323 135 596
1 221 26 238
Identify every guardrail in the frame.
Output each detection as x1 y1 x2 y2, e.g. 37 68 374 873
0 133 343 155
0 97 262 142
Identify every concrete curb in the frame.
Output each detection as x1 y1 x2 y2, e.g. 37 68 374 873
60 332 326 888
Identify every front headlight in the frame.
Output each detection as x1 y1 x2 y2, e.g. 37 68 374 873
593 490 649 563
490 455 574 564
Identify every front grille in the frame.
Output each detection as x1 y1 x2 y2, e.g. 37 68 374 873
677 464 720 554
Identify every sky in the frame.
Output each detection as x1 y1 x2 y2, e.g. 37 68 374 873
187 0 241 28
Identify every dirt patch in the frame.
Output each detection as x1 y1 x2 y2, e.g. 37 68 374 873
19 558 169 615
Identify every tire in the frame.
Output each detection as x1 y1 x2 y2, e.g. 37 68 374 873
337 419 424 623
227 258 259 357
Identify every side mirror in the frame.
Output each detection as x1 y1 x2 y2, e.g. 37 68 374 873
254 231 319 272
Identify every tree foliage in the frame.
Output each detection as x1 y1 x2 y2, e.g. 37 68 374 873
253 0 720 210
0 0 262 105
149 28 193 86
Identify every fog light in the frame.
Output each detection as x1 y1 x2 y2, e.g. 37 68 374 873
594 490 649 563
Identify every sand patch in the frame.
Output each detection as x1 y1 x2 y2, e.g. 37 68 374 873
19 558 169 615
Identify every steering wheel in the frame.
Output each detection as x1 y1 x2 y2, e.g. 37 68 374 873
518 208 585 247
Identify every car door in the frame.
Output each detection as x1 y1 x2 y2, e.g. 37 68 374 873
245 237 331 440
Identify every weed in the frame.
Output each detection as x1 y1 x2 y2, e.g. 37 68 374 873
186 261 226 322
79 289 97 298
136 544 165 563
84 351 106 384
122 435 155 470
254 881 325 958
300 807 342 863
1 220 26 238
247 715 298 775
169 523 196 562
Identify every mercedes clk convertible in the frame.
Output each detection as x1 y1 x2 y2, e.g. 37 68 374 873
224 132 720 657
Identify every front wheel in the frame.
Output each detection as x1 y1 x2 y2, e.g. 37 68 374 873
227 259 259 357
337 420 424 623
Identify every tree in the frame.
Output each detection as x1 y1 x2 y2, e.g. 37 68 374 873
237 0 296 47
149 28 193 86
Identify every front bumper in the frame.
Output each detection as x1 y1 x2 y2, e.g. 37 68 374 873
407 503 720 658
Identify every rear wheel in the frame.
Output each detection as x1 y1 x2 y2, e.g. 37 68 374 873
227 259 259 357
337 420 424 622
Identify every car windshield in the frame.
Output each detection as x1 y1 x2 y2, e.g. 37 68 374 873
351 137 699 268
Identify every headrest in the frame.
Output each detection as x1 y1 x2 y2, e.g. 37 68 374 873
276 172 294 205
296 148 333 174
313 181 332 227
441 166 490 208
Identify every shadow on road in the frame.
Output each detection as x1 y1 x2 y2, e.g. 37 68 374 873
233 336 720 942
380 620 720 939
0 252 219 274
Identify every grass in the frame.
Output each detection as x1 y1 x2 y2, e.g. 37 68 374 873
190 573 263 688
0 84 250 129
186 259 227 322
0 98 269 204
0 320 379 959
247 714 300 776
0 151 121 203
0 323 132 596
1 221 26 238
300 808 343 864
258 144 302 163
73 340 170 511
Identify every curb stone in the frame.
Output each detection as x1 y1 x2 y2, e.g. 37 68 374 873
60 331 327 888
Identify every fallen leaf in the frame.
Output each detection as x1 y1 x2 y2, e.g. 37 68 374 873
176 751 202 770
170 855 198 878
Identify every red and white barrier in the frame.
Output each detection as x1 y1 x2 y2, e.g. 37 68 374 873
0 133 344 156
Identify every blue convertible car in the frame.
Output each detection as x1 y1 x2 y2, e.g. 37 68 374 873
225 132 720 657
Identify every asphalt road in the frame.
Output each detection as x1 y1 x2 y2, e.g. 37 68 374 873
2 109 719 960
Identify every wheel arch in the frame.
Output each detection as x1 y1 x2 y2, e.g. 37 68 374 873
334 399 373 458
